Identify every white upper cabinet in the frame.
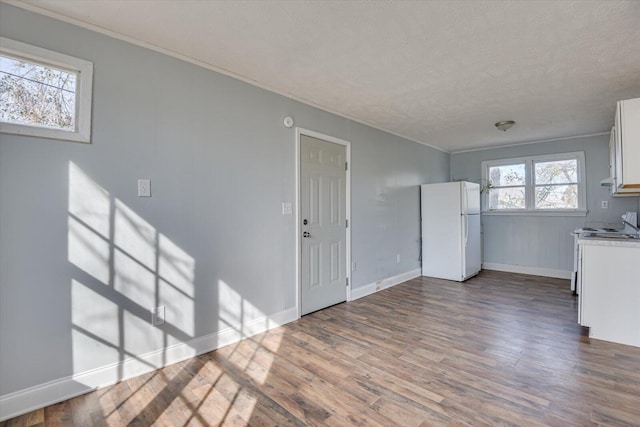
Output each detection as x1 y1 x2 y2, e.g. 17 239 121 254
611 97 640 195
607 127 636 196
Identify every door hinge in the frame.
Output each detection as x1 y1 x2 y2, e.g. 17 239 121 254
346 277 349 287
345 162 348 171
346 219 349 228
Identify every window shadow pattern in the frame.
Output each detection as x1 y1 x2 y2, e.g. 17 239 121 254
66 161 283 425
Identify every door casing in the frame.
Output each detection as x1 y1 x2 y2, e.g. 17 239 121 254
295 127 351 318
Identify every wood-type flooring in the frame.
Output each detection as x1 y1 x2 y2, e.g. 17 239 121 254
3 270 640 426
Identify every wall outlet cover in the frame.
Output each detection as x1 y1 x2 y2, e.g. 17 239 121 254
151 306 165 326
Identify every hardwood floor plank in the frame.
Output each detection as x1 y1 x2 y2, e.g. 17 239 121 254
3 271 640 426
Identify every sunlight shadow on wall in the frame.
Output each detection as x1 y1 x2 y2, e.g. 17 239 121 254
71 279 120 375
114 199 158 310
218 279 267 336
217 280 281 385
68 161 195 387
66 161 283 425
159 235 195 340
68 164 110 285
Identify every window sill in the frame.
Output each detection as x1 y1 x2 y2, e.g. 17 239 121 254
1 123 90 144
482 210 588 217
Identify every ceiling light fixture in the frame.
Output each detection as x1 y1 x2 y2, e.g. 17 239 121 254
495 120 515 132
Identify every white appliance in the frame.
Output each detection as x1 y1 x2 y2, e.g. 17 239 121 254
421 182 481 281
571 211 639 293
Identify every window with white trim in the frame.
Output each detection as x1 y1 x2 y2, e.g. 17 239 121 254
481 152 586 214
0 37 93 143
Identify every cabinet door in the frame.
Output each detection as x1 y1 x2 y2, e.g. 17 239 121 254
609 128 616 196
581 244 640 347
577 244 585 325
618 98 640 189
615 102 623 188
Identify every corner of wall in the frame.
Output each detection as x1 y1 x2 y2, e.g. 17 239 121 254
350 269 421 301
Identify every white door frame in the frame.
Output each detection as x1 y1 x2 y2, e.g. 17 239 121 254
295 127 352 318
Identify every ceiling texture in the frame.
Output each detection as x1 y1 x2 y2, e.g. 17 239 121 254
8 0 640 152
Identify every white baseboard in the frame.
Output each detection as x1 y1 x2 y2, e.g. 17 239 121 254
482 263 571 279
0 307 298 422
350 268 421 301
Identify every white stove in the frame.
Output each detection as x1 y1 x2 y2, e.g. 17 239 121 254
571 212 639 293
574 226 631 238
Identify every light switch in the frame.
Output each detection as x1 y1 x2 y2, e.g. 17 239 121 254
138 179 151 197
282 202 292 215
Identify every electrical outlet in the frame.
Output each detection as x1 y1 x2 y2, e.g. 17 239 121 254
151 306 165 326
352 260 357 271
601 200 608 209
138 179 151 197
396 254 401 264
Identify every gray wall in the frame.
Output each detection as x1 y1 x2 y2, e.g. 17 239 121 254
0 4 449 396
451 135 640 272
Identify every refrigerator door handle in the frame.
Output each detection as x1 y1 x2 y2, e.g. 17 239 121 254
462 182 467 213
464 214 469 247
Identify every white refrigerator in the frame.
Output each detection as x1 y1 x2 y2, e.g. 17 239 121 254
421 181 481 281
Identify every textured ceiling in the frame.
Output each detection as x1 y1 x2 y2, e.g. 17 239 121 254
8 0 640 152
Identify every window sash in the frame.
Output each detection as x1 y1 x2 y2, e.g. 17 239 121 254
487 162 526 187
481 152 586 213
533 159 579 186
1 53 80 131
533 182 578 188
534 183 579 209
0 37 93 143
488 186 526 210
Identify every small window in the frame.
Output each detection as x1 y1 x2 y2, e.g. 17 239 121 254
533 158 579 209
0 37 93 143
481 152 586 215
487 162 526 210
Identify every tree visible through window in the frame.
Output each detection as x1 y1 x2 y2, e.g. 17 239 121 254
0 37 92 143
534 159 578 209
1 55 77 131
488 163 525 209
481 152 585 213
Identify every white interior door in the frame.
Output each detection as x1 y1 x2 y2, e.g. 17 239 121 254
300 134 347 315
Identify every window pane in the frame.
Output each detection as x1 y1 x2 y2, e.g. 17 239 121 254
489 187 525 209
535 160 577 185
535 184 578 209
0 55 77 131
488 164 525 186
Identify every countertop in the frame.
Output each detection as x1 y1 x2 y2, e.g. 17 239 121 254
578 236 640 248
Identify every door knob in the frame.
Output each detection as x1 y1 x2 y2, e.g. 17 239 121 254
303 231 310 238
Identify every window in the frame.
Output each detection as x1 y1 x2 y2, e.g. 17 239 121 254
0 37 93 143
481 152 586 215
487 162 526 209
